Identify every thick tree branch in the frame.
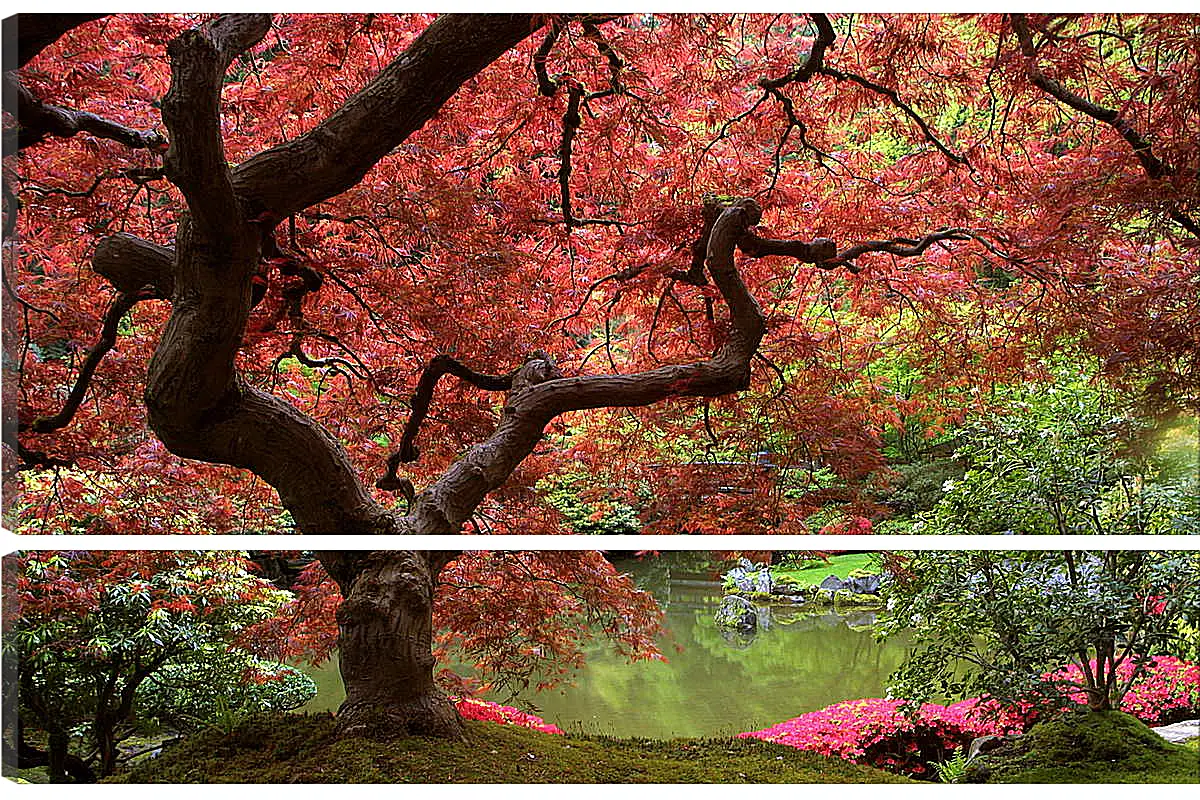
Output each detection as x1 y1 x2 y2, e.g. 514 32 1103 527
152 369 400 534
670 200 837 286
96 17 554 536
426 549 462 577
92 233 175 297
2 14 106 70
376 354 516 493
533 19 564 96
738 231 838 265
143 16 397 535
19 289 150 435
759 14 836 89
580 19 624 97
391 354 514 469
669 199 724 286
3 15 160 156
230 15 542 218
404 197 777 533
1010 14 1199 237
6 75 166 153
557 86 584 228
398 200 976 533
161 14 270 232
143 213 393 532
821 228 971 269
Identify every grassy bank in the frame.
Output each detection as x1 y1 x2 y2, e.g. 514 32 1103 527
109 714 912 783
773 553 878 587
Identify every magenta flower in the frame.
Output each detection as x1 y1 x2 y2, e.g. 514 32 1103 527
454 696 564 734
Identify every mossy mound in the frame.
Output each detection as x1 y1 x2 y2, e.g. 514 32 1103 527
965 711 1199 784
107 714 911 784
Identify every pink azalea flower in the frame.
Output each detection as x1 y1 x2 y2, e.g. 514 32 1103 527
739 656 1199 778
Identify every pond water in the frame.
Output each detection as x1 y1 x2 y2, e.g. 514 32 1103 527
300 554 913 739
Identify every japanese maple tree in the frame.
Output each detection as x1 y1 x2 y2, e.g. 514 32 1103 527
3 13 1197 736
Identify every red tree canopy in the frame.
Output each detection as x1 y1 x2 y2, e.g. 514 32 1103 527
4 13 1197 534
243 550 665 695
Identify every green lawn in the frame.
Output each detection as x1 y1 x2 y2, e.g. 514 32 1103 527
773 553 879 587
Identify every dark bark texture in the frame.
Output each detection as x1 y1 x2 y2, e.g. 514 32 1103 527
320 551 463 739
3 15 106 70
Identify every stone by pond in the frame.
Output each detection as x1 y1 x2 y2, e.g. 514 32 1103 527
1152 719 1200 744
300 553 912 739
714 595 757 632
717 558 885 631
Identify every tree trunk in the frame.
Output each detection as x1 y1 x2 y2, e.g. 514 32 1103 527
5 716 96 782
46 728 68 783
329 551 463 739
1084 686 1111 711
94 713 118 777
1090 640 1116 711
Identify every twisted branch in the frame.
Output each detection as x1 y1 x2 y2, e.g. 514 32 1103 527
533 20 564 96
6 75 166 153
19 289 152 435
1010 14 1198 237
821 228 971 270
3 14 105 70
376 355 516 490
557 86 584 228
759 14 836 89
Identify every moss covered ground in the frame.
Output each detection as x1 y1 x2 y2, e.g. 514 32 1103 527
108 714 912 784
967 711 1199 784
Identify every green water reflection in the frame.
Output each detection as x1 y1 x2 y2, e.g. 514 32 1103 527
301 554 912 739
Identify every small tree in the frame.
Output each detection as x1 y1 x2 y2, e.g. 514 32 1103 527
2 551 313 781
912 373 1196 537
878 550 1200 714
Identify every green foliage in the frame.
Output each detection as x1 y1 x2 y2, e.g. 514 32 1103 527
884 458 964 516
912 374 1196 535
1174 623 1200 663
932 747 971 784
964 711 1199 784
6 552 313 777
109 715 913 783
876 356 959 463
878 551 1200 711
540 476 642 535
136 660 316 734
